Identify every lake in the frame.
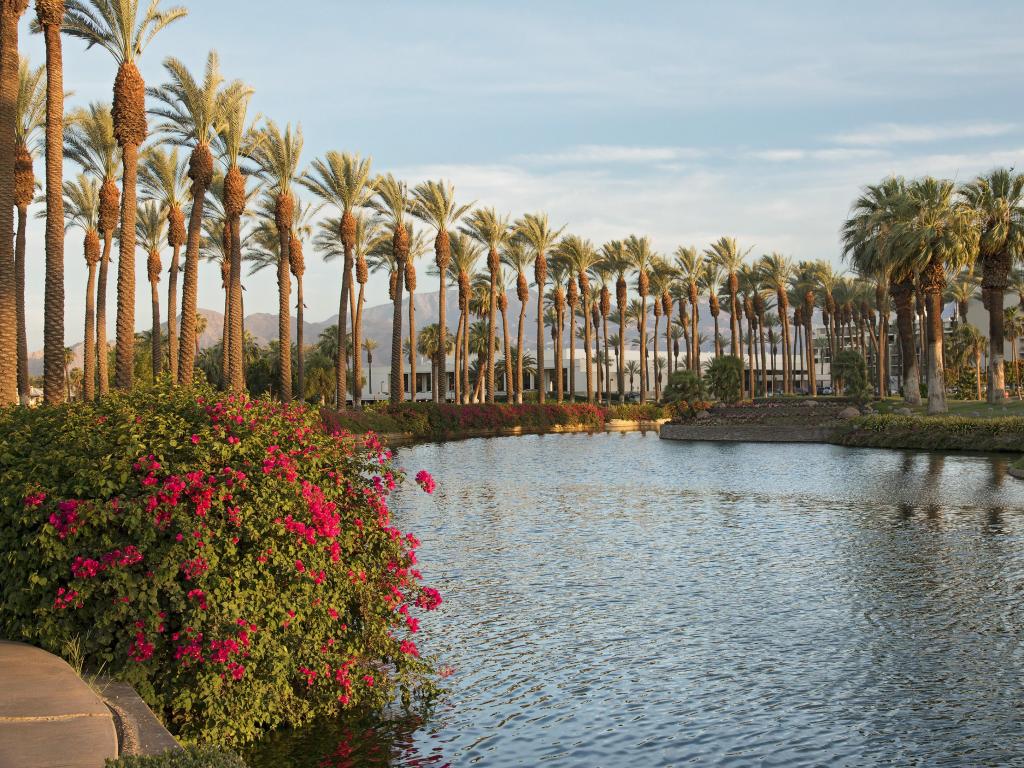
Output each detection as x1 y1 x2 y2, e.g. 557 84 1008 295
248 431 1024 767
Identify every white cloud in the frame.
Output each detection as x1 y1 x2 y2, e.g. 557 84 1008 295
747 148 886 163
830 122 1017 146
516 144 706 165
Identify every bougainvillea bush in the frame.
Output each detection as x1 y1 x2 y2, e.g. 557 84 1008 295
0 386 440 745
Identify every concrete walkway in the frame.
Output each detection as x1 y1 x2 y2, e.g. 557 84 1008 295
0 641 118 768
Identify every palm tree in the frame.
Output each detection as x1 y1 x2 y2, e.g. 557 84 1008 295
247 119 302 401
701 262 724 359
625 360 640 393
946 269 980 324
64 101 119 395
674 246 705 374
792 262 819 396
402 223 431 401
625 235 654 402
136 200 164 380
601 239 630 403
149 51 239 383
215 87 253 394
949 322 986 400
35 0 66 402
558 235 601 402
0 0 29 404
411 179 471 403
842 176 916 403
501 239 533 403
591 263 614 403
138 145 187 381
448 231 483 403
705 237 752 357
515 212 564 403
547 262 570 402
301 151 374 406
889 177 978 414
462 208 512 403
64 0 188 390
363 337 378 400
60 174 100 400
960 169 1024 403
758 253 794 393
815 260 842 364
1005 306 1023 399
14 57 45 403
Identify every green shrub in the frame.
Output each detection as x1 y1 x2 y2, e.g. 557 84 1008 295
835 413 1024 452
704 356 743 404
831 350 870 404
0 385 440 745
663 370 705 404
107 746 246 768
605 404 666 421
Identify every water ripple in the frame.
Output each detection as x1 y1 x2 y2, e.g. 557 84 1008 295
248 433 1024 768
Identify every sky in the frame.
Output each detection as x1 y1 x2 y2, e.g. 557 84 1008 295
18 0 1024 349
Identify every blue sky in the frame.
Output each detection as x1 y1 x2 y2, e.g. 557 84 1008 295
19 0 1024 348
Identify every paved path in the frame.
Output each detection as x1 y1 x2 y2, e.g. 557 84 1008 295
0 641 118 768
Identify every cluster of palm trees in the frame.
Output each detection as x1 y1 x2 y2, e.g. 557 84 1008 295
1 3 1021 418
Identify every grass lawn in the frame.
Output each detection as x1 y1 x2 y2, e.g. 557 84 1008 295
872 397 1024 419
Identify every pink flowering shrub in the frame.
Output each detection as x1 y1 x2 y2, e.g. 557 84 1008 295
0 385 441 745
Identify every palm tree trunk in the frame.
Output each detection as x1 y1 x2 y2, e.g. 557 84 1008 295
925 286 947 414
603 314 611 404
178 145 211 384
150 275 161 381
652 313 660 402
690 294 700 372
976 348 983 401
229 217 245 393
501 301 512 399
568 309 577 401
516 301 526 404
351 280 367 408
296 274 305 402
220 279 230 389
639 297 648 402
83 257 97 401
462 304 470 403
437 266 448 402
95 232 111 396
390 247 404 404
988 286 1007 402
41 6 64 403
487 251 497 403
713 315 721 358
536 274 546 403
618 306 627 403
15 204 29 403
0 2 23 404
453 312 462 404
408 287 416 401
583 298 594 403
555 309 564 402
892 280 922 405
758 321 767 397
167 242 180 382
114 141 139 390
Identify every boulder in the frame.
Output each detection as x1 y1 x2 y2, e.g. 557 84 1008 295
838 406 860 419
695 410 712 421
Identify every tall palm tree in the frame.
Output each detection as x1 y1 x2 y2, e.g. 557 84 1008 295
136 200 164 380
557 235 601 402
674 246 704 374
792 262 819 396
949 321 986 400
841 176 915 403
214 87 253 394
959 169 1024 403
448 231 483 403
149 51 238 383
301 151 374 407
625 235 654 402
547 261 570 401
706 236 753 396
515 212 564 403
1005 307 1023 398
814 260 842 364
601 239 630 403
411 179 471 403
288 199 315 401
247 119 302 401
35 0 66 402
402 223 431 401
60 174 100 400
64 101 119 394
702 262 724 359
138 145 187 381
758 253 794 393
14 57 45 403
64 0 188 390
591 263 614 403
889 177 978 414
463 208 512 403
0 0 29 404
501 239 533 403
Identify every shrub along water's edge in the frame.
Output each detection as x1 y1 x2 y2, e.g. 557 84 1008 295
833 414 1024 453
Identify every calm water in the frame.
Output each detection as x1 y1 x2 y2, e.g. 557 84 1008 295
248 432 1024 767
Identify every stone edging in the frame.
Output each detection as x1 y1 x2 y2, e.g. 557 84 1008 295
659 423 839 443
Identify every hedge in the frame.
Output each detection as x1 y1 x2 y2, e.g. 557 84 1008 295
106 746 246 768
0 385 441 745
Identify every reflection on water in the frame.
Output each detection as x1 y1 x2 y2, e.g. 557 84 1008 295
247 433 1024 767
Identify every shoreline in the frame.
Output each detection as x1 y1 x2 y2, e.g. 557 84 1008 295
376 418 669 446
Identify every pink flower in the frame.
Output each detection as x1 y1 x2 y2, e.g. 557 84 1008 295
399 639 419 657
415 470 436 494
190 434 201 445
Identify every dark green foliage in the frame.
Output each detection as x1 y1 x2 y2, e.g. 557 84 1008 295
831 350 870 404
663 370 705 404
106 746 246 768
0 385 439 745
704 356 743 404
836 414 1024 452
